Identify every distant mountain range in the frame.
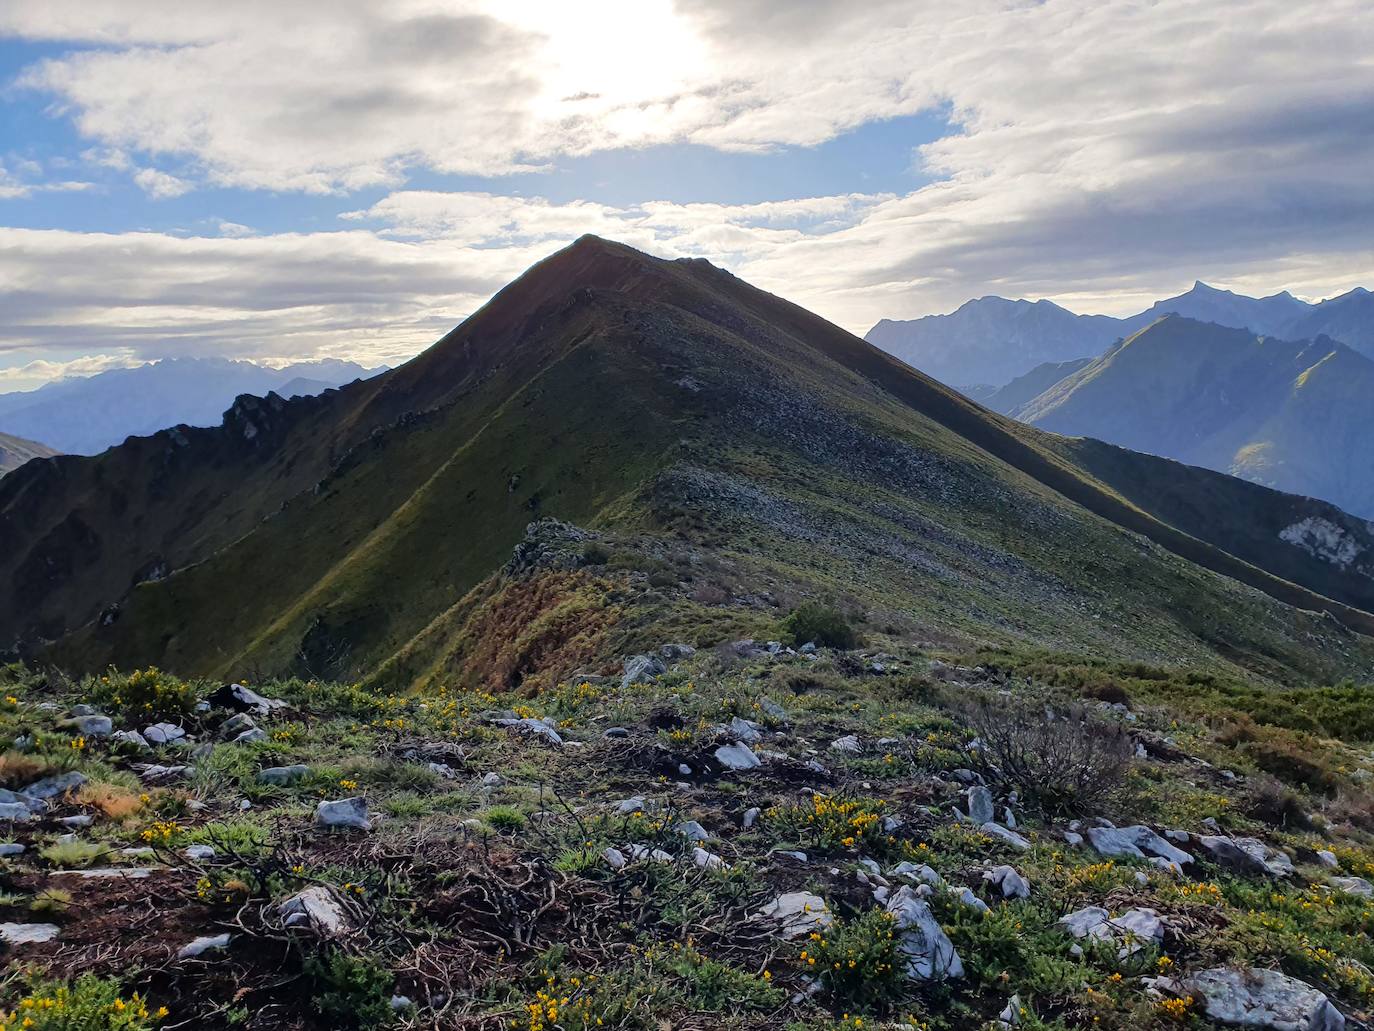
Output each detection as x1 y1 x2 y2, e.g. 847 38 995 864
993 317 1374 518
0 357 386 455
867 281 1374 388
6 237 1374 678
0 431 57 478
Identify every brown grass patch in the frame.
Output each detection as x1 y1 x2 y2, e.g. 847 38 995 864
77 781 146 821
0 750 48 788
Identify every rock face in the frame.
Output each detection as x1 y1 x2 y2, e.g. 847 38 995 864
315 797 371 831
885 886 964 980
1184 967 1344 1031
758 891 832 938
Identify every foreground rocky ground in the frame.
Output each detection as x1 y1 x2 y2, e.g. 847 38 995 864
1 637 1373 1030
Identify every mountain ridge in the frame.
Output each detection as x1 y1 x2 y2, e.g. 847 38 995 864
5 237 1373 689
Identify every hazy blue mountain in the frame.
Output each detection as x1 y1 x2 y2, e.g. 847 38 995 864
866 297 1125 388
0 357 384 454
1017 316 1374 517
980 357 1094 415
867 280 1372 388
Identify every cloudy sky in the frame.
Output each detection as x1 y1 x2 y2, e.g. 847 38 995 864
1 0 1372 390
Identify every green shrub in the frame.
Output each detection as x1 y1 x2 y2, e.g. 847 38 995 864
303 951 394 1029
0 974 168 1029
88 667 199 723
802 908 907 1011
483 804 527 832
781 602 858 650
662 944 783 1011
39 840 110 870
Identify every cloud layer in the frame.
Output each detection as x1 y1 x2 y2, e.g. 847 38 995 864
2 0 1373 379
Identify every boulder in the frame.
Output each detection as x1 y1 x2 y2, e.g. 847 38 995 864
315 797 371 832
110 730 150 750
219 712 258 738
830 735 861 754
1328 876 1373 898
692 847 728 871
602 846 627 871
211 683 286 715
621 654 666 689
1199 836 1292 877
1087 825 1193 866
886 886 964 980
728 716 762 744
1184 967 1344 1030
758 891 832 938
494 715 563 746
659 643 696 660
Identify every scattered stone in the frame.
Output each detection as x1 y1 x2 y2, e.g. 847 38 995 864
120 848 155 859
729 716 762 743
983 865 1031 899
1059 906 1113 943
1063 831 1084 846
258 764 310 786
742 806 761 829
603 727 630 739
495 716 563 746
1184 967 1344 1031
219 713 258 738
981 822 1031 850
626 844 675 864
53 867 155 879
613 795 649 815
0 843 24 856
997 994 1024 1028
966 785 995 825
58 814 92 828
0 803 35 822
178 933 232 959
61 714 112 737
428 762 457 779
481 773 503 787
22 771 87 800
1058 907 1165 957
144 722 186 745
951 885 990 914
184 845 216 861
621 654 666 689
110 730 150 751
0 922 59 945
759 891 832 938
715 742 762 771
677 820 710 842
315 797 371 832
678 763 693 776
892 862 945 888
830 735 861 754
800 642 817 655
135 764 189 783
602 846 627 871
233 727 268 744
757 697 788 721
280 886 351 937
659 643 696 660
774 850 809 863
692 847 728 870
886 886 964 980
1316 850 1340 869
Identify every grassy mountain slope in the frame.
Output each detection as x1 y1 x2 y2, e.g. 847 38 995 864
982 358 1093 415
0 430 57 477
1019 317 1374 518
7 238 1374 688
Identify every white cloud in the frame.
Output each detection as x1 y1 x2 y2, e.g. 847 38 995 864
0 351 146 391
1 0 1373 334
0 162 93 199
216 220 256 238
133 167 191 199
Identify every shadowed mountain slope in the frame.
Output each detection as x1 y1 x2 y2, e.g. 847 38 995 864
4 237 1373 686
